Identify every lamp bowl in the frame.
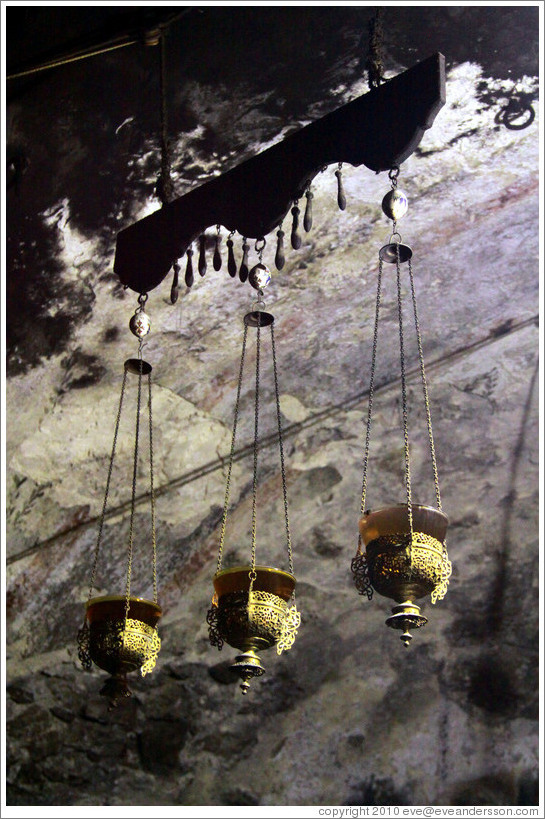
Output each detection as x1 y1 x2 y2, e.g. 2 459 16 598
85 595 162 676
211 565 295 652
358 505 449 603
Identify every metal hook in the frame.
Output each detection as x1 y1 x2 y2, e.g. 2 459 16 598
255 237 266 261
388 166 400 187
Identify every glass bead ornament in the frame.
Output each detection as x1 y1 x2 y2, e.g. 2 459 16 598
249 262 271 291
381 188 408 221
207 307 300 695
351 167 452 647
129 301 151 338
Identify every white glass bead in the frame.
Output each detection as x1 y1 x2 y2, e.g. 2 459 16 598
129 311 151 338
382 189 408 221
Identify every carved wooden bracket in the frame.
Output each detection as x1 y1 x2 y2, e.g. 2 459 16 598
114 53 445 294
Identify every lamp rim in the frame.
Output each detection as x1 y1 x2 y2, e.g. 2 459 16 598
361 502 449 523
86 594 162 615
213 564 295 582
213 565 296 601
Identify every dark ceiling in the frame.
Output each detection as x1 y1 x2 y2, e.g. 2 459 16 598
5 5 540 376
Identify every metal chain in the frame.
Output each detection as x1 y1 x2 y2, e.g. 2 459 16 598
87 366 128 602
366 6 385 90
407 258 442 510
124 360 143 622
395 243 414 547
388 166 399 189
217 322 249 572
158 30 174 205
359 256 384 517
270 322 294 575
148 371 158 602
250 320 262 574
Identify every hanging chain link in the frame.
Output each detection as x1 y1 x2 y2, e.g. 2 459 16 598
270 323 294 575
217 322 249 572
395 243 414 551
87 366 128 604
249 320 261 577
366 6 385 90
157 30 174 205
359 257 384 519
407 258 442 510
124 359 143 622
148 371 158 602
388 166 399 188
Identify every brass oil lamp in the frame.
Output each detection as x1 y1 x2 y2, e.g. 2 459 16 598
351 168 452 646
77 295 162 705
207 259 300 694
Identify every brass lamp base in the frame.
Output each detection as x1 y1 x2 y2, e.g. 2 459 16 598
385 601 428 647
99 673 132 707
230 649 266 694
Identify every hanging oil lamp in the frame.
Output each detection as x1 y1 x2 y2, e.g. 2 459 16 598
207 242 300 694
351 167 452 646
77 293 161 705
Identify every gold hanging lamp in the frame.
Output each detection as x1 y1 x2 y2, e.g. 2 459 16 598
351 168 452 646
77 294 162 705
207 249 300 694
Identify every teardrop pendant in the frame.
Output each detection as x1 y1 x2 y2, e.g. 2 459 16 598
227 234 237 277
198 235 207 277
213 227 222 271
335 163 346 211
275 226 285 270
291 203 301 250
185 247 194 288
239 238 250 283
170 261 180 304
304 189 313 232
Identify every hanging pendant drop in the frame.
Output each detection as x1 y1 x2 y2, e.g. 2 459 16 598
170 262 180 304
303 189 313 232
227 236 237 277
291 204 301 249
185 248 194 287
239 238 250 282
213 230 222 271
275 227 285 270
335 164 346 211
198 235 207 277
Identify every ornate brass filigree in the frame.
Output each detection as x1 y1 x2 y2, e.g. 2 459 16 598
365 532 447 602
276 603 301 655
351 552 373 600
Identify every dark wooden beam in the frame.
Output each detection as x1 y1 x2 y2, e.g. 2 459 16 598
114 53 445 294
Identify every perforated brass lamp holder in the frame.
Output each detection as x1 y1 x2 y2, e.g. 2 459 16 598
353 504 451 646
78 595 162 705
207 566 300 694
